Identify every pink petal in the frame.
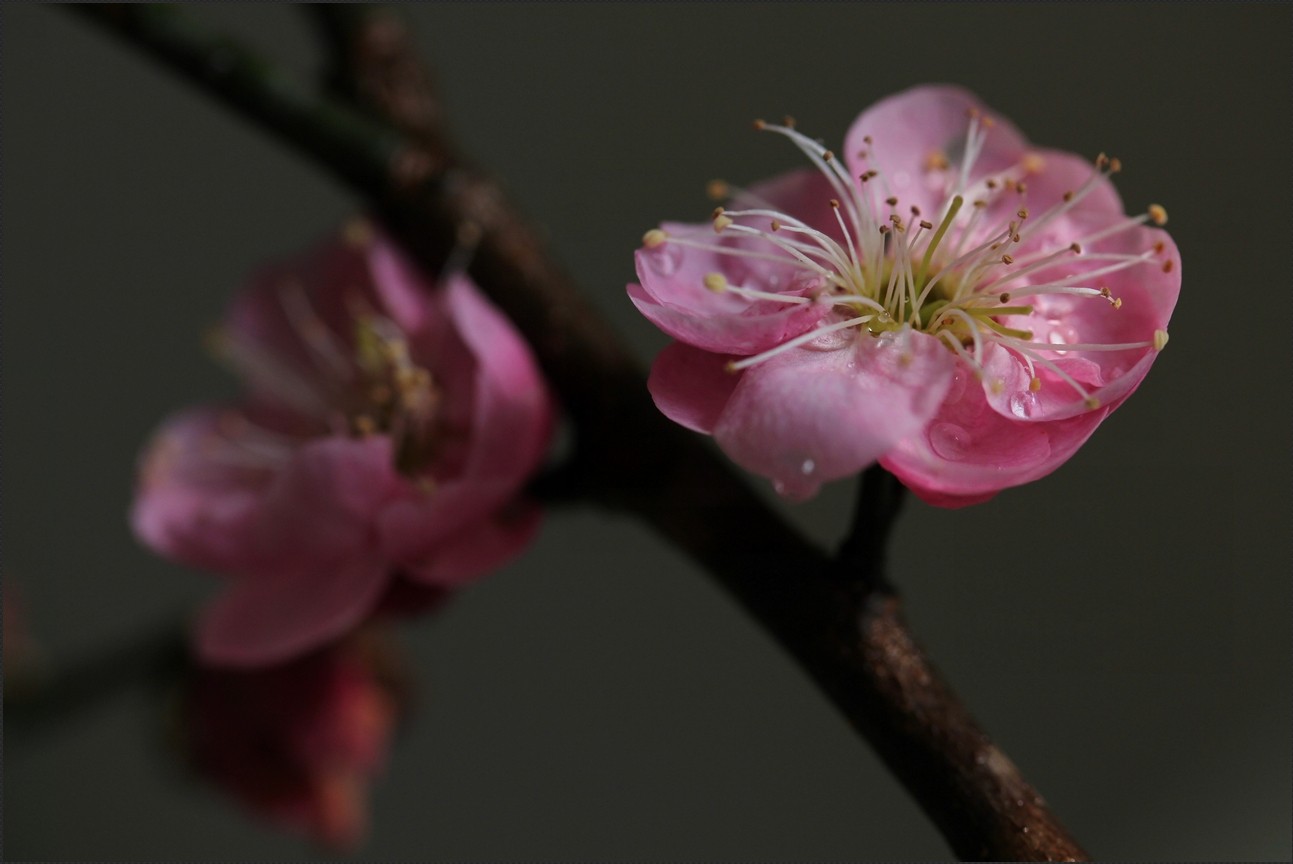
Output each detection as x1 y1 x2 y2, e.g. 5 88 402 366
404 503 542 588
979 225 1179 423
713 329 954 500
880 365 1108 506
629 169 836 355
131 406 279 574
647 342 739 434
196 554 390 667
844 84 1029 218
259 436 405 567
365 233 437 334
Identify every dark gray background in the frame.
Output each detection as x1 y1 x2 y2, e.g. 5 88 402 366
3 3 1290 860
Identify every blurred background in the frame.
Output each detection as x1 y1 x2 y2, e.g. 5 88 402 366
3 3 1289 860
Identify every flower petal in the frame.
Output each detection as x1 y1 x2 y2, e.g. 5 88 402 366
647 342 739 434
844 84 1029 218
131 406 280 574
196 554 390 667
630 169 837 355
881 366 1108 506
714 329 954 500
404 503 542 588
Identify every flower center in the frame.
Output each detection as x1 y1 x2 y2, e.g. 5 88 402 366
644 112 1174 407
205 280 443 480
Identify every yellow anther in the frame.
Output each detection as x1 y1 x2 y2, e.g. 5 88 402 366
1108 157 1122 174
1084 396 1101 410
1112 297 1123 310
642 229 668 248
770 219 782 232
1021 152 1046 174
703 273 729 293
1029 377 1042 393
1153 329 1169 351
713 214 733 233
706 180 730 201
924 150 950 171
989 379 1005 395
1148 204 1168 225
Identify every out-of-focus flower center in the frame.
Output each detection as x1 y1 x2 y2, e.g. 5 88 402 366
644 112 1174 408
203 275 443 481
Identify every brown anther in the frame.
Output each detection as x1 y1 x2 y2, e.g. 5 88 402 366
981 116 996 129
1011 233 1021 243
1014 181 1028 194
966 107 980 119
1161 259 1174 273
885 196 899 207
890 214 903 226
1096 152 1109 169
753 118 767 130
822 150 834 162
1017 208 1029 219
924 150 950 171
920 220 934 230
986 178 998 189
783 115 797 129
829 198 841 209
863 135 873 145
711 205 726 219
878 225 890 235
973 199 987 208
1148 203 1168 225
999 292 1011 304
706 179 730 201
1153 241 1166 254
855 149 868 160
1070 242 1082 254
910 205 922 217
353 415 378 436
1108 157 1122 173
1001 254 1014 265
1029 377 1043 393
770 219 782 231
1062 190 1075 202
370 384 393 405
1099 286 1112 298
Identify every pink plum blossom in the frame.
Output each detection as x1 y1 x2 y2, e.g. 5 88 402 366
631 84 1179 506
132 221 553 665
180 627 407 850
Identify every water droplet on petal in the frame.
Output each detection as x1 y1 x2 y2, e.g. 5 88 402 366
929 423 970 460
1009 392 1038 418
645 243 683 277
800 458 816 476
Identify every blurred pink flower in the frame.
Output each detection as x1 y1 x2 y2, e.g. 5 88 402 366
181 628 407 851
631 85 1179 505
133 222 553 665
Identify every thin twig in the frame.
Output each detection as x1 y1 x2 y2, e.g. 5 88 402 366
66 5 1088 859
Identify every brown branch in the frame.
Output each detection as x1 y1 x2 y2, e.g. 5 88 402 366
69 5 1087 860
